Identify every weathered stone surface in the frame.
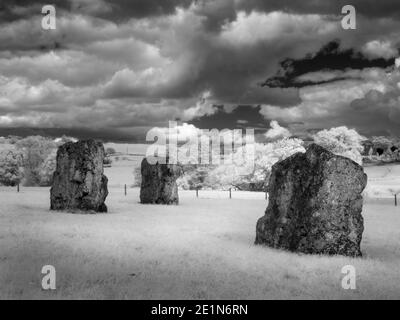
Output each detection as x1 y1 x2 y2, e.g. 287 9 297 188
255 144 367 257
50 140 108 213
140 158 181 205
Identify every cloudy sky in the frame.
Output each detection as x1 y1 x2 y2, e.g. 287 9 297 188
0 0 399 142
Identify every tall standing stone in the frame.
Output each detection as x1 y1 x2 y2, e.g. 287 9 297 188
140 158 181 205
255 144 367 257
50 139 108 213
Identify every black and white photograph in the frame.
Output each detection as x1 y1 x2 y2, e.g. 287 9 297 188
0 0 400 305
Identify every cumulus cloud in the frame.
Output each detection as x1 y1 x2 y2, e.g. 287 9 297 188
349 66 400 131
264 120 291 140
149 122 203 143
260 65 400 136
362 40 398 59
235 0 400 20
260 78 385 120
220 11 337 46
0 51 119 87
182 91 218 121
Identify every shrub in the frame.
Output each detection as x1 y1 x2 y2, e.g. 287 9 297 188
106 147 116 155
103 157 112 167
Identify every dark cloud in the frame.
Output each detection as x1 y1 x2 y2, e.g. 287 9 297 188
0 0 194 23
189 105 266 130
263 40 397 88
100 0 193 20
188 105 273 142
0 0 69 23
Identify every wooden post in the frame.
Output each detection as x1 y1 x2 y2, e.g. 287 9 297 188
229 188 232 199
196 188 199 198
395 194 397 207
17 183 20 193
124 184 127 196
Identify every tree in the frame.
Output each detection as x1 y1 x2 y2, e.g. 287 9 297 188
16 136 56 186
178 164 214 190
371 136 395 148
7 135 21 144
38 149 57 186
0 148 23 186
205 138 305 191
313 126 365 165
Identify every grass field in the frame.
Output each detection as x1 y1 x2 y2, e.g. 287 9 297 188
1 191 400 299
1 157 400 299
364 165 400 200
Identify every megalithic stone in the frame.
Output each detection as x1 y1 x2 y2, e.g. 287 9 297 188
140 158 181 205
50 139 108 213
255 144 367 257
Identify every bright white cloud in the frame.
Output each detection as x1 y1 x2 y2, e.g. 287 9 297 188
148 122 202 143
362 40 398 60
220 11 338 46
265 120 291 140
260 79 386 125
182 91 217 121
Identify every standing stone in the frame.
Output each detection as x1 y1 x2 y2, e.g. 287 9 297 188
140 158 181 205
50 140 108 213
255 144 367 257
